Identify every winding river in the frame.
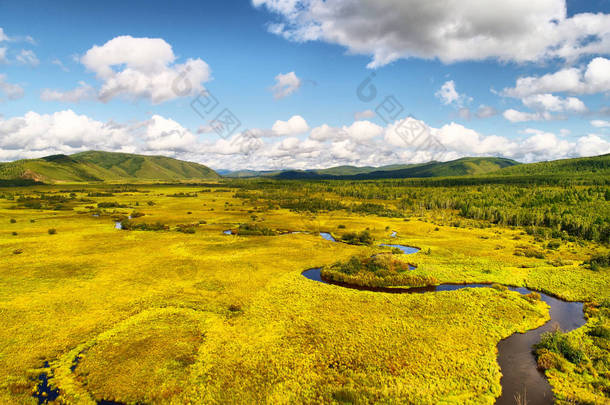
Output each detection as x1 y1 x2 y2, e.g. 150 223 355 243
303 232 586 405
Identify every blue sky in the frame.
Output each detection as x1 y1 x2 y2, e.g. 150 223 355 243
1 0 610 170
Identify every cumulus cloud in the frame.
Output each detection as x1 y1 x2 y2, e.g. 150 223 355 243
16 49 39 66
44 36 211 104
521 94 587 113
0 47 7 64
41 82 95 102
2 109 609 170
0 110 136 160
51 58 69 72
0 74 24 101
591 120 610 128
503 57 610 98
503 109 554 123
0 28 8 42
476 105 498 119
253 0 610 68
435 80 470 107
271 115 309 135
354 109 375 120
271 71 301 99
144 115 199 152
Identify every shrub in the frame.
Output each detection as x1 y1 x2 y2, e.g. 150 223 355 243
535 330 585 364
130 211 145 218
584 253 610 271
13 249 23 255
236 223 276 236
48 229 57 235
176 225 196 234
524 292 541 303
587 326 610 339
120 220 168 232
11 232 17 236
321 255 438 288
536 349 563 370
546 240 561 250
10 218 16 223
341 230 373 245
97 202 127 208
30 219 35 223
147 201 155 206
337 224 346 229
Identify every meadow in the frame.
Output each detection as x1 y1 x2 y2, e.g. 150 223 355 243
0 180 608 404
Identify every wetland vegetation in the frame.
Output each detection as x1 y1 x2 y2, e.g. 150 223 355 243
1 155 609 404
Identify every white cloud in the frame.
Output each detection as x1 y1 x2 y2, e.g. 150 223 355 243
476 105 497 118
503 57 610 98
591 120 610 128
521 94 587 113
41 82 95 102
354 109 375 120
0 28 8 42
51 58 69 72
574 134 610 157
503 109 554 123
435 80 470 107
46 36 211 104
16 49 39 66
344 120 383 141
254 0 610 68
271 71 301 99
0 74 24 101
271 115 309 135
2 109 609 170
144 115 198 152
0 47 7 64
0 110 135 158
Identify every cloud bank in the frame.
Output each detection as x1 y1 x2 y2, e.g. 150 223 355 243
1 110 608 170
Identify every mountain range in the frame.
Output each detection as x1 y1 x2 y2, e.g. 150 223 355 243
1 151 608 183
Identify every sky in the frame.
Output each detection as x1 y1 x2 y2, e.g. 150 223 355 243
1 0 610 170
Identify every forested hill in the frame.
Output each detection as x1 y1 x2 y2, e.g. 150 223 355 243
0 151 220 183
269 157 519 180
495 154 610 176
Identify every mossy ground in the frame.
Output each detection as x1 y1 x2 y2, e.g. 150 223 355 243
0 184 607 404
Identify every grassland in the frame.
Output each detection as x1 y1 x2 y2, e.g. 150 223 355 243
0 182 608 404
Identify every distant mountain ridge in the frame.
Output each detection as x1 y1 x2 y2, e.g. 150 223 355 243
0 151 220 183
224 157 521 180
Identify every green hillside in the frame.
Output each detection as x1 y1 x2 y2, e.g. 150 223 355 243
272 157 520 180
0 151 220 183
495 154 610 176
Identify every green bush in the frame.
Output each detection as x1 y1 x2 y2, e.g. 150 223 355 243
321 255 438 288
584 253 610 271
587 326 610 339
9 218 16 223
341 230 373 245
535 330 585 365
236 223 276 236
48 228 57 235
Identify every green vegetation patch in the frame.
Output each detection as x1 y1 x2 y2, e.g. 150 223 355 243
321 254 438 288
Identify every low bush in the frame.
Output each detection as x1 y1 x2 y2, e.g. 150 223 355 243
535 329 585 365
584 253 610 271
120 220 168 231
48 228 57 235
341 230 373 245
321 255 438 288
236 223 276 236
